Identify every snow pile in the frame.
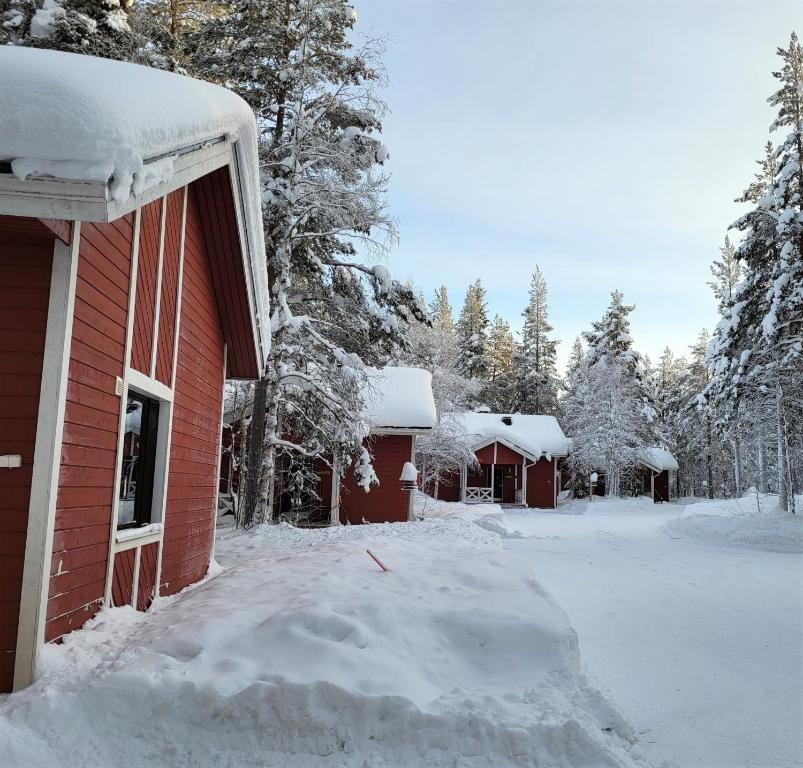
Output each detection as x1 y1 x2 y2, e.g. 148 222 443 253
0 47 269 355
364 366 437 430
414 491 524 538
0 520 648 768
666 494 803 553
458 412 570 460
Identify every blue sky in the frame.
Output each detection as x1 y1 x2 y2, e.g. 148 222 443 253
357 0 800 369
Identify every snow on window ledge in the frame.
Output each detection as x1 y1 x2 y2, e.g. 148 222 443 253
115 523 163 545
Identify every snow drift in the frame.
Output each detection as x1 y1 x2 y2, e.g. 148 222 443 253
0 519 648 767
666 494 803 553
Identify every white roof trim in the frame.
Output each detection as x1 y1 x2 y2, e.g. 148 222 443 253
471 436 546 464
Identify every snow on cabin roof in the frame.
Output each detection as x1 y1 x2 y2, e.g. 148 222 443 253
458 412 570 460
639 447 679 472
364 368 436 431
0 47 269 357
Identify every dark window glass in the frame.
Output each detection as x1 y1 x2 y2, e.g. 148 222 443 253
118 392 159 529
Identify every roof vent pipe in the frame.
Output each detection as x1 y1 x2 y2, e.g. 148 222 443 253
501 416 512 426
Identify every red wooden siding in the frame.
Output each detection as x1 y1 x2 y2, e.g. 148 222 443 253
339 435 413 525
0 217 54 692
110 549 135 608
160 184 225 596
155 190 183 385
192 168 258 379
495 443 525 465
46 216 134 643
526 457 556 508
130 199 161 374
473 444 493 464
136 543 159 611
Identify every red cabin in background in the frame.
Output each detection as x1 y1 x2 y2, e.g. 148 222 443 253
221 368 437 526
0 49 267 691
430 412 570 508
322 368 437 525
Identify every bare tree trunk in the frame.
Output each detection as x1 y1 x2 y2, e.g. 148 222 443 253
757 435 766 492
240 377 268 528
778 383 795 514
777 383 788 512
241 379 268 526
263 385 283 522
706 418 715 500
733 435 742 498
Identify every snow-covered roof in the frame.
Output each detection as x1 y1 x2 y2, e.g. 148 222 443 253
458 412 570 460
364 368 436 431
0 47 268 359
638 447 679 472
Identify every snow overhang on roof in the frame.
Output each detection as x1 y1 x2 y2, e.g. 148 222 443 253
0 46 268 371
364 367 437 433
638 447 679 472
459 413 570 461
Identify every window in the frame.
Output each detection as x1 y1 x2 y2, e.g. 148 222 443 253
118 392 159 529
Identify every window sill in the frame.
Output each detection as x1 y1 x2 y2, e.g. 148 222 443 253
115 523 163 549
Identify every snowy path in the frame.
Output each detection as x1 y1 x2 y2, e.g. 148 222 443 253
504 500 803 768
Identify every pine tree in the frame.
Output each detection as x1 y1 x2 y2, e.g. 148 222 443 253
0 0 160 65
429 285 455 332
456 278 489 381
485 315 516 410
708 236 742 317
514 266 560 415
192 1 425 525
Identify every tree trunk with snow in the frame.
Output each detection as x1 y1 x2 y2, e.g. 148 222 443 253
240 375 268 528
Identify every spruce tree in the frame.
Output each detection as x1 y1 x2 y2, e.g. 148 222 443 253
456 278 489 381
514 266 560 415
708 32 803 512
584 290 639 372
564 291 660 496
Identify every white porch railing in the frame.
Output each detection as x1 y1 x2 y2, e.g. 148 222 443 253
465 487 493 503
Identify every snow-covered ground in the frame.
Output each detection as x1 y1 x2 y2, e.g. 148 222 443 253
667 493 803 553
0 511 649 768
503 496 803 768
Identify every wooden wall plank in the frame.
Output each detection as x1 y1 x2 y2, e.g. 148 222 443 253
160 185 224 598
44 216 133 644
0 221 53 693
130 200 161 374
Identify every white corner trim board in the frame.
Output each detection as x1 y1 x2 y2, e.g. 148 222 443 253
14 224 81 691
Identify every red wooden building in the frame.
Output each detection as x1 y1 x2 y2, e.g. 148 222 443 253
431 412 570 508
222 368 437 526
0 48 267 691
638 448 678 502
328 367 436 525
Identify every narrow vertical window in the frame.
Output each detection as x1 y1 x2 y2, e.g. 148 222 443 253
118 392 159 529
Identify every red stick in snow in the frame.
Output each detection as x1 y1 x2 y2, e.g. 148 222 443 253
366 549 389 572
